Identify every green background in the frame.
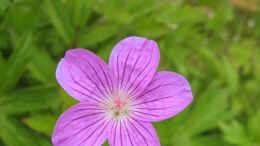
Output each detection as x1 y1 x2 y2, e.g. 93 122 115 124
0 0 260 146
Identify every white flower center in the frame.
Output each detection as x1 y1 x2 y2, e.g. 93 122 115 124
106 90 132 119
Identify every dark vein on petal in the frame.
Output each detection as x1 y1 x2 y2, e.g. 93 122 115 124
148 76 161 85
134 88 192 106
96 63 111 96
91 119 112 146
98 62 113 94
123 50 142 92
128 48 155 99
139 83 176 97
74 59 107 99
69 71 105 104
116 55 120 89
67 83 103 104
84 59 109 97
120 48 133 90
119 121 123 146
128 64 154 99
127 118 149 146
130 110 159 117
109 120 116 145
134 106 176 111
113 120 118 146
62 112 104 129
131 118 155 142
132 96 172 106
126 57 150 94
76 107 104 112
57 116 105 144
123 120 134 146
78 118 107 146
68 66 101 98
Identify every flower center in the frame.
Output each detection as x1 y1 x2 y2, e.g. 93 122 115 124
106 91 132 119
114 98 124 109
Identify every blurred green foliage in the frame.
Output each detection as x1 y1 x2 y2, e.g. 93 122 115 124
0 0 260 146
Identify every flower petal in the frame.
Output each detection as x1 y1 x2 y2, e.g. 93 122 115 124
56 48 113 103
108 119 160 146
52 102 111 146
109 36 160 98
132 71 193 122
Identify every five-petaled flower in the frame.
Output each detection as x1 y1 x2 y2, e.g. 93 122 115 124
52 36 193 146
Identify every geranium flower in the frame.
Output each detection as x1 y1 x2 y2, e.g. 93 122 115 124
52 36 193 146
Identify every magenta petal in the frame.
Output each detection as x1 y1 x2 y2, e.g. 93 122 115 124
108 119 160 146
109 36 160 97
52 102 110 146
132 71 193 122
56 48 113 102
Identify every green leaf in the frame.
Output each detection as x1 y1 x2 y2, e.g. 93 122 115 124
28 49 56 83
59 88 78 112
0 33 33 91
229 40 254 70
0 84 61 114
197 48 221 77
43 0 72 44
0 31 9 49
2 0 42 33
0 116 51 146
219 57 239 94
96 0 161 25
0 52 6 82
0 0 10 13
95 0 136 24
132 15 169 38
248 111 260 141
78 23 119 47
192 135 232 146
207 1 234 35
183 82 229 135
96 37 120 62
156 4 206 28
220 121 253 146
24 113 58 136
102 141 109 146
71 0 94 28
171 132 192 146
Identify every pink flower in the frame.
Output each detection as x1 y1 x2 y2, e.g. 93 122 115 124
52 36 193 146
